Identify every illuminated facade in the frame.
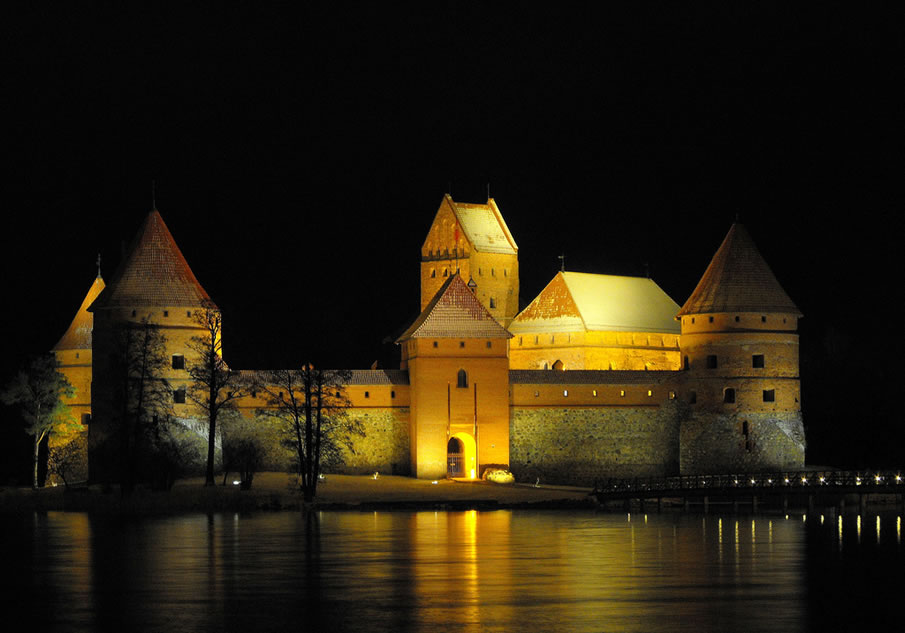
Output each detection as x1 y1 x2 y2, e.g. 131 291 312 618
56 196 805 484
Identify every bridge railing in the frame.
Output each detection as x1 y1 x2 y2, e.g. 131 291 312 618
595 470 905 495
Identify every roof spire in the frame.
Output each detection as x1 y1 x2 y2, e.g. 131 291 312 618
96 252 102 279
558 253 566 272
486 182 491 201
151 179 157 211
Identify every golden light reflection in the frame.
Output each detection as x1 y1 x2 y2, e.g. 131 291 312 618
898 516 901 544
857 515 861 543
838 515 843 551
875 515 880 544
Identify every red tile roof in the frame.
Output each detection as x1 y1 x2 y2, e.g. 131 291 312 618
91 210 215 310
397 274 512 341
678 223 800 317
53 275 105 351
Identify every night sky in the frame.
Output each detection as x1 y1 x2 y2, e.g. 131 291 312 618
2 3 902 477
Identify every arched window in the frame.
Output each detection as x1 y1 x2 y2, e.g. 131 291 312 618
724 388 736 403
457 369 468 388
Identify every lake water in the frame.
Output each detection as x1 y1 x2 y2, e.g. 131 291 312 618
1 509 900 632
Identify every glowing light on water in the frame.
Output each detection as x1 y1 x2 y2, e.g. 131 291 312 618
876 516 881 543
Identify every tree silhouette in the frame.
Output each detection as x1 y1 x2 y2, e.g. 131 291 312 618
1 354 79 488
257 365 361 502
187 303 248 486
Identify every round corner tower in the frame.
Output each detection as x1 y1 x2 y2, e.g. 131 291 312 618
87 208 218 483
677 222 805 474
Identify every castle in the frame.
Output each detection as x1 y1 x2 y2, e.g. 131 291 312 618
53 194 805 484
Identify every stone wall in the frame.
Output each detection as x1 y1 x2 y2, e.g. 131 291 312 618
680 411 805 474
509 405 682 485
334 407 411 476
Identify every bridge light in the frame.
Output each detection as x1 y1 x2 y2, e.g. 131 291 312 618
819 477 825 484
801 477 807 484
875 475 881 483
734 479 738 485
767 479 773 484
750 479 756 485
784 478 790 484
896 475 902 483
856 477 862 486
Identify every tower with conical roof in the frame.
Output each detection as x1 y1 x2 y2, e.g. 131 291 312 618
399 273 513 479
677 223 805 474
87 208 217 483
49 269 106 480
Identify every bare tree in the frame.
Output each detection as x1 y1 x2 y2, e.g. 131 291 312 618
108 317 173 492
187 303 248 486
258 365 360 502
1 354 80 488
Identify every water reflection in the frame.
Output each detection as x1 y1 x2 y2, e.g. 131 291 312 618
1 510 901 632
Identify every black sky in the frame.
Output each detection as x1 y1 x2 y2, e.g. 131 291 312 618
2 2 902 474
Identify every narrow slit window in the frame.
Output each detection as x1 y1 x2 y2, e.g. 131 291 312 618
724 388 736 403
457 369 468 388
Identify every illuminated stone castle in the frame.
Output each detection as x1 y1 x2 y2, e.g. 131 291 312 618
54 194 805 484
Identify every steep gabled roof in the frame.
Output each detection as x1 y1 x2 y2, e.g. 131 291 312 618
677 223 800 317
52 275 106 351
91 209 215 310
509 271 681 334
398 274 513 341
428 194 517 255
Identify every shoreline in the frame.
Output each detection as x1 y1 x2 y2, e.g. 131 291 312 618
0 472 597 515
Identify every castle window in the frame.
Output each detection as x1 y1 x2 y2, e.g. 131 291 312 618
519 336 523 346
647 390 653 397
683 356 689 370
490 297 496 309
563 390 568 397
81 413 92 425
550 335 555 343
433 341 438 348
620 390 625 397
752 354 765 368
444 269 449 277
735 316 740 322
364 391 369 398
132 310 137 317
669 391 676 400
723 388 736 404
335 391 341 398
534 336 539 344
691 317 695 324
709 316 714 323
251 391 257 399
492 268 495 276
742 421 749 436
763 389 775 402
486 341 492 348
745 440 752 452
761 316 767 323
689 391 697 404
172 354 185 370
75 353 79 359
174 387 186 404
706 355 718 369
592 390 598 397
163 310 169 317
431 269 436 278
478 268 482 276
534 391 539 397
543 362 548 370
187 311 192 317
391 390 396 398
459 341 465 348
504 269 508 277
457 369 468 388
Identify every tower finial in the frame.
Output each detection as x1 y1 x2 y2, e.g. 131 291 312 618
487 182 491 200
558 253 566 272
96 252 102 279
152 180 157 210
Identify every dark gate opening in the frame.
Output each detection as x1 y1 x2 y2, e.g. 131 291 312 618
447 437 464 478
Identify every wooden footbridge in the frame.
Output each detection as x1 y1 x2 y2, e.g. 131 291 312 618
592 470 905 513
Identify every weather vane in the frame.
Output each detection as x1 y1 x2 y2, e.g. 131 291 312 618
558 253 565 272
